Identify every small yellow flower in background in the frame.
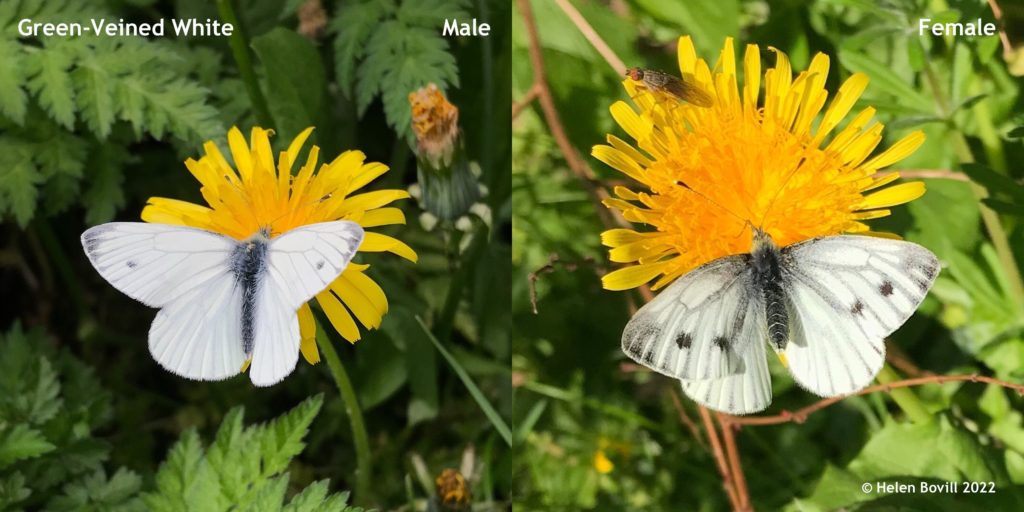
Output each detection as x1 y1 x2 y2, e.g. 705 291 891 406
410 83 460 169
592 450 614 474
594 37 927 291
141 126 417 364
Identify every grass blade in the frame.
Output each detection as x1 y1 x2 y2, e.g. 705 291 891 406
414 316 512 446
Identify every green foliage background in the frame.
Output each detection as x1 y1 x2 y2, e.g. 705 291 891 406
0 0 511 509
512 0 1024 510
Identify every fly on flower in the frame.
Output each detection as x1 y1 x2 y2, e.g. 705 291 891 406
625 67 713 108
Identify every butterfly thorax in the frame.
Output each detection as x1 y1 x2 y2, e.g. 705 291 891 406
231 236 269 356
750 228 789 351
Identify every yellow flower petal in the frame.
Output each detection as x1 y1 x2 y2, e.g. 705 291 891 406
602 262 669 291
316 290 361 343
298 303 320 364
861 182 926 208
360 232 419 262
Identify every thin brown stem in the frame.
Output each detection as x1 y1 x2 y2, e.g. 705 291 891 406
670 389 706 450
726 374 1024 427
718 415 751 511
553 0 626 75
527 254 597 314
512 83 541 121
876 169 969 182
986 0 1013 56
699 406 741 510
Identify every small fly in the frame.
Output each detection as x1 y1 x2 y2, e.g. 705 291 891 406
625 67 713 108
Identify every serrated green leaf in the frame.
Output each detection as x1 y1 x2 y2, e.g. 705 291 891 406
0 425 56 468
0 137 41 226
258 394 324 477
143 430 217 512
331 0 393 97
0 472 31 509
26 43 77 129
0 38 28 124
46 468 143 512
72 58 116 139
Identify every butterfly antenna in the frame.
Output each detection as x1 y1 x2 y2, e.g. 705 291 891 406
754 156 806 231
671 180 751 239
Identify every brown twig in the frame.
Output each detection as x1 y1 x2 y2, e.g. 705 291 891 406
876 169 970 182
553 0 626 74
517 0 620 229
698 406 741 510
885 341 934 378
527 254 597 314
725 374 1024 427
670 389 706 450
512 83 541 121
718 414 752 511
986 0 1013 56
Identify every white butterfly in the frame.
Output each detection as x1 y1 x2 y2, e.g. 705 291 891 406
622 227 940 415
81 221 364 386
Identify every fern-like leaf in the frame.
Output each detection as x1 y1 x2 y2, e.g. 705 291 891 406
0 425 56 469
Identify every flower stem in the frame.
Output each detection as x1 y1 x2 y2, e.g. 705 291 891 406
217 0 273 128
316 324 371 505
877 364 931 423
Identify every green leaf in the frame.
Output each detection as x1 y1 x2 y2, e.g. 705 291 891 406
0 425 55 469
0 472 31 509
838 50 934 113
46 468 143 512
144 430 217 512
0 137 41 226
26 42 77 129
252 28 326 142
1007 126 1024 139
631 0 738 58
83 143 128 225
962 163 1024 203
415 316 512 446
256 394 324 477
0 38 28 124
331 0 392 97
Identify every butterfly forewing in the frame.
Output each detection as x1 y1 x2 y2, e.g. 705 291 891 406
779 235 940 396
621 255 757 381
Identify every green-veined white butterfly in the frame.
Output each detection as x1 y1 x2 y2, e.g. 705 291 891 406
622 226 939 415
81 221 364 386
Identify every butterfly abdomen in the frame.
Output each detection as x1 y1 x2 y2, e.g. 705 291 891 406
751 229 789 350
232 239 269 355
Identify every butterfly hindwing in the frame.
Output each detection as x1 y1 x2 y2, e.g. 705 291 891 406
780 235 940 396
622 255 757 381
680 295 773 414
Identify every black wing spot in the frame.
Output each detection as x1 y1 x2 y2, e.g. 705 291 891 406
713 336 730 351
316 260 325 270
675 332 692 349
880 281 894 297
916 278 930 292
850 300 864 315
126 260 137 269
923 265 937 279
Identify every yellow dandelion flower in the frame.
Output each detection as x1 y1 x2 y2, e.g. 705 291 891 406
141 126 417 364
593 450 614 474
594 37 926 291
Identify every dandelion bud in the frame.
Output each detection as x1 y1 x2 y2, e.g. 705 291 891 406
408 84 480 221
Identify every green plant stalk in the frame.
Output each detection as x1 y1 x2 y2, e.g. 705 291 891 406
217 0 273 128
414 315 513 445
436 222 488 343
920 52 1024 305
877 364 931 423
316 324 371 505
